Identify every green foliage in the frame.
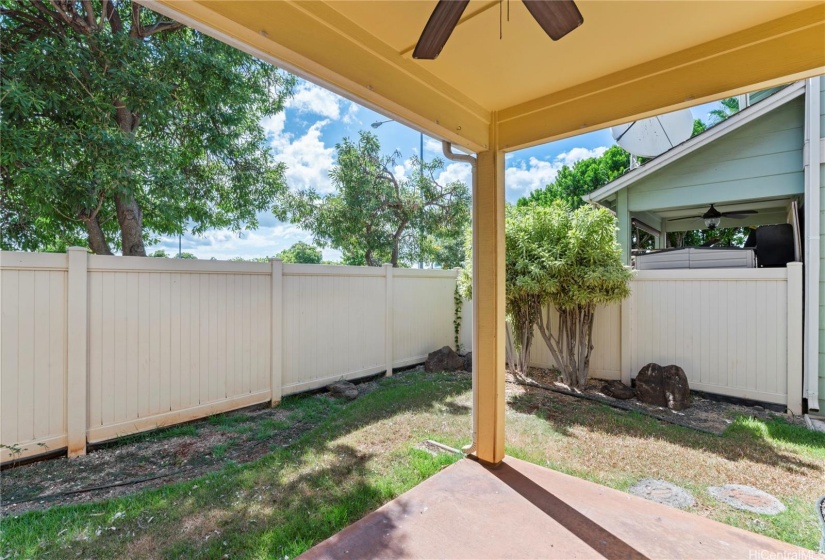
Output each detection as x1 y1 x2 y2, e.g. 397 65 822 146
709 96 740 124
504 202 631 385
517 146 630 209
1 1 294 254
668 228 749 249
149 249 197 258
508 203 631 311
286 131 470 267
276 241 323 264
692 118 708 137
229 256 270 262
453 283 463 354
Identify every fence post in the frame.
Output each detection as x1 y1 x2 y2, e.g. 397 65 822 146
384 263 393 377
786 262 803 415
270 258 283 406
454 267 463 352
620 276 633 386
66 247 88 457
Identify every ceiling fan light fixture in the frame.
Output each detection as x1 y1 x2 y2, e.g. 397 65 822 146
703 204 722 230
704 216 721 230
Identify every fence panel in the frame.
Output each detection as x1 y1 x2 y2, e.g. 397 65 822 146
0 253 68 462
281 265 387 395
392 269 458 368
85 256 272 443
627 268 796 405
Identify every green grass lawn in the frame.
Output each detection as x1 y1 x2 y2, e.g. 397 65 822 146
2 371 823 559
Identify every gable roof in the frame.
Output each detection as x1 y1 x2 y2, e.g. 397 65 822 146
583 81 807 204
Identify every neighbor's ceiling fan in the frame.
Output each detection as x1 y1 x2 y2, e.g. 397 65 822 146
413 0 584 60
670 204 757 230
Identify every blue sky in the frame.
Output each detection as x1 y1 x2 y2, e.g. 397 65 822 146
151 78 723 261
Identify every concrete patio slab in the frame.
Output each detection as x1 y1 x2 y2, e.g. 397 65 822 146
301 456 815 560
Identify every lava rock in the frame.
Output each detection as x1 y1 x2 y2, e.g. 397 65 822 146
602 380 634 400
462 352 473 372
425 346 465 372
328 381 359 400
636 363 690 410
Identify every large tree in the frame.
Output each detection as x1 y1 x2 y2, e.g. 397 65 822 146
276 241 322 264
287 131 470 268
517 146 631 210
1 0 294 255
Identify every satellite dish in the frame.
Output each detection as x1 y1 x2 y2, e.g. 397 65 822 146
611 109 693 158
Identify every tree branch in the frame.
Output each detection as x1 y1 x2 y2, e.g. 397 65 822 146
80 0 97 30
105 0 123 34
139 20 184 37
130 1 142 37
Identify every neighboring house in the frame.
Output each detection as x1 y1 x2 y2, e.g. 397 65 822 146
583 77 824 414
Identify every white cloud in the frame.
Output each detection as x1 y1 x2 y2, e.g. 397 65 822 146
437 162 472 186
505 157 561 201
342 101 360 125
151 221 315 261
393 163 410 183
322 248 343 262
264 113 335 194
557 146 607 167
424 137 443 155
504 146 609 202
286 81 341 120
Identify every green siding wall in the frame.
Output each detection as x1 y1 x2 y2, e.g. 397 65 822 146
627 98 805 213
819 77 825 412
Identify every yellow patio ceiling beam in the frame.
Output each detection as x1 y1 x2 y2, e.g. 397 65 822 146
142 0 491 152
498 5 825 151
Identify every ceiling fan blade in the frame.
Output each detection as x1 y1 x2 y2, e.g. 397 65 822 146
721 210 758 218
523 0 584 41
413 0 470 60
668 216 703 221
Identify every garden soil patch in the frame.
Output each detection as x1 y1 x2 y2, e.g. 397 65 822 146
1 397 324 516
521 368 802 435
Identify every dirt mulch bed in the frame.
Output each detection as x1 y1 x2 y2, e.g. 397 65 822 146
0 381 380 518
515 368 802 435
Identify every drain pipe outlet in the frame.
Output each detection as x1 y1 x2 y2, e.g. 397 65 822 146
442 141 477 455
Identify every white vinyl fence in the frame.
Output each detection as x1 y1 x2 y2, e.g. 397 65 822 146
530 266 802 412
623 266 802 410
1 248 803 463
463 264 803 414
1 249 460 463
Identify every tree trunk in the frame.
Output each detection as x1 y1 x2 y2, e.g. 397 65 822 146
115 192 146 256
84 214 113 255
114 100 146 256
390 220 408 267
536 303 597 389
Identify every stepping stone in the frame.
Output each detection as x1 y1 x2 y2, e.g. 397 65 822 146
707 484 786 515
629 479 695 509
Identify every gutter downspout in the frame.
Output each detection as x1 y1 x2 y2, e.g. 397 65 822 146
805 77 821 411
442 141 478 453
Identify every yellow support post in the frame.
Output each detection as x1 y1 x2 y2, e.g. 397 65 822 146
472 117 506 466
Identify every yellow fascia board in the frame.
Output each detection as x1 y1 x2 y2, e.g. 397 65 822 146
142 0 491 152
497 5 825 151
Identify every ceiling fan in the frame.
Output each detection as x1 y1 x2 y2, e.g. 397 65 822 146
413 0 584 60
670 204 758 230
